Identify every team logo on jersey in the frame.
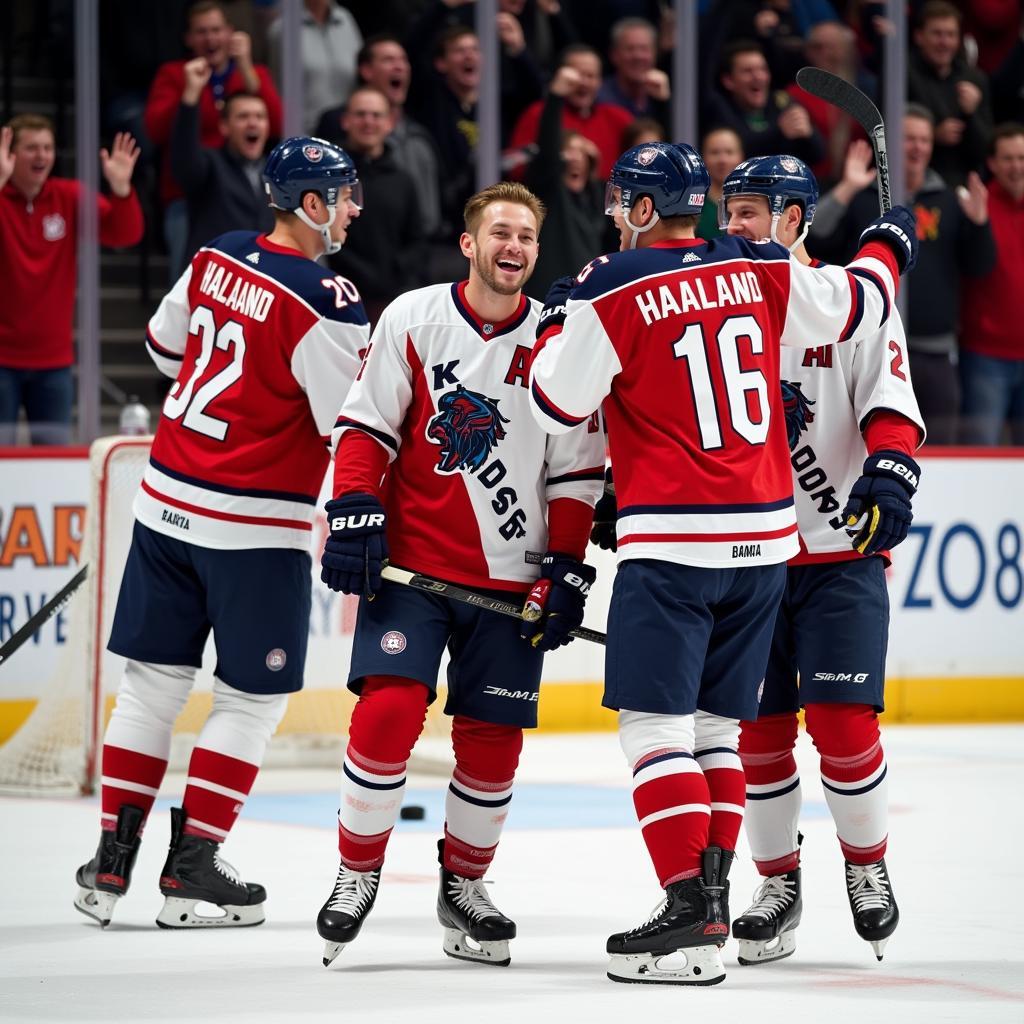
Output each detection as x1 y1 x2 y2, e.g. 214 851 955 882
781 379 815 451
303 144 324 162
381 630 407 655
42 212 66 241
427 384 509 474
265 648 287 671
246 251 260 264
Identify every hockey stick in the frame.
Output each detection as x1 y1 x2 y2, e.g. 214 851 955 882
0 565 89 669
381 565 607 646
795 67 890 214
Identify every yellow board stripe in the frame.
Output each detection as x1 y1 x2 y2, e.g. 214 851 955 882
2 677 1022 746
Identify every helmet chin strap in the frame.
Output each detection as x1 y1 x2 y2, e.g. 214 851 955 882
295 203 340 256
770 212 810 253
624 206 660 250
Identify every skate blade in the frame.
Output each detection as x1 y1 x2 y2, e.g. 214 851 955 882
607 944 726 986
322 940 346 967
870 936 889 961
441 927 511 967
737 931 796 966
155 897 265 929
73 887 119 928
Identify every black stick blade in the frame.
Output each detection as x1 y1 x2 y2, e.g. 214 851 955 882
796 67 883 134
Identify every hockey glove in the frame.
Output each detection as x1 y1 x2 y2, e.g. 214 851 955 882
858 205 918 275
321 493 389 596
536 274 575 340
520 553 596 652
842 450 921 556
590 469 617 552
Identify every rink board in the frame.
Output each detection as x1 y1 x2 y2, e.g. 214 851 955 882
1 445 1023 742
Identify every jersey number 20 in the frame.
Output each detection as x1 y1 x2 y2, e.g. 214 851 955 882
672 314 769 449
163 305 246 441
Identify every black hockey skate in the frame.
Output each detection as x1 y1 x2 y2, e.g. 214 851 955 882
155 807 266 928
436 839 516 966
733 868 802 965
606 846 732 986
317 859 382 966
845 858 899 960
74 804 145 927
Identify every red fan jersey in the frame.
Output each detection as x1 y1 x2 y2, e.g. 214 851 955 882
138 231 369 550
530 235 901 568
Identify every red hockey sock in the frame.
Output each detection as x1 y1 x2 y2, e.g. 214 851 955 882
100 744 169 831
338 676 430 871
444 715 523 878
738 713 801 875
181 748 259 842
632 749 710 886
804 702 888 864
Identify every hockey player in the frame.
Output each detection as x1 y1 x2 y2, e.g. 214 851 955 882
721 155 924 964
73 138 370 929
316 181 604 968
529 142 917 985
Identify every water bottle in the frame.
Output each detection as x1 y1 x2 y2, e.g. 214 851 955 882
119 396 151 436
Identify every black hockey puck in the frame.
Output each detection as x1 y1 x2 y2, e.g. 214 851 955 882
400 804 426 820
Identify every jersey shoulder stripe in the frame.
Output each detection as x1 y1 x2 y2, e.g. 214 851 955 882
848 265 890 328
203 231 369 328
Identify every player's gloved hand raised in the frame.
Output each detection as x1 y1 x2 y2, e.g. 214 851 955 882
536 274 575 340
858 205 918 274
520 553 596 651
842 450 921 556
321 493 389 596
591 469 617 551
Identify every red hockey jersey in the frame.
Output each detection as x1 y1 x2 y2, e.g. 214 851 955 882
530 235 901 568
138 231 369 550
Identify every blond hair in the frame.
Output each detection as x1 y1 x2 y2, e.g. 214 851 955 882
7 114 55 147
463 181 546 237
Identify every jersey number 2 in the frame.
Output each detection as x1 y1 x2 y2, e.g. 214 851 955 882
672 315 770 450
163 305 246 441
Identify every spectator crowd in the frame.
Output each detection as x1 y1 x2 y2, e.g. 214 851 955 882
2 0 1024 444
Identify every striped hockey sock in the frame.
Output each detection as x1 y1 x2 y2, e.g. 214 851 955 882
805 703 888 864
739 713 802 876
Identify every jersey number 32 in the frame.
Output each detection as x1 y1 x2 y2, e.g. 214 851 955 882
163 305 246 441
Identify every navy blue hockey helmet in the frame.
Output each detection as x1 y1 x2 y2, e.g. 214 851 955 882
262 136 362 213
606 141 711 220
719 154 818 240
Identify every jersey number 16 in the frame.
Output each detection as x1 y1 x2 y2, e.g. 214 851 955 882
672 314 770 450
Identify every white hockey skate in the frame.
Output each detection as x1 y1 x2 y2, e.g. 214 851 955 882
732 869 802 965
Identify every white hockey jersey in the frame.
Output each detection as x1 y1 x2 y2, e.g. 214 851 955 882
138 231 369 550
781 270 925 561
333 281 606 591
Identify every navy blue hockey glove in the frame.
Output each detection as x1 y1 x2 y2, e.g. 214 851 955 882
321 493 389 597
858 205 918 274
536 274 575 340
590 469 617 552
842 450 921 556
520 553 596 652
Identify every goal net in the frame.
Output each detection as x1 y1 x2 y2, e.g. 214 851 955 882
0 436 452 796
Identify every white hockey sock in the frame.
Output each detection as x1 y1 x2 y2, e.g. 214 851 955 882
444 768 514 878
337 744 407 871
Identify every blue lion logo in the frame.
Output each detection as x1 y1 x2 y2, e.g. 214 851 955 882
781 379 815 451
427 384 509 473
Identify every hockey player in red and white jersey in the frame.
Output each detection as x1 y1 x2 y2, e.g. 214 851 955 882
73 138 370 930
529 142 917 986
720 156 925 965
315 181 604 968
